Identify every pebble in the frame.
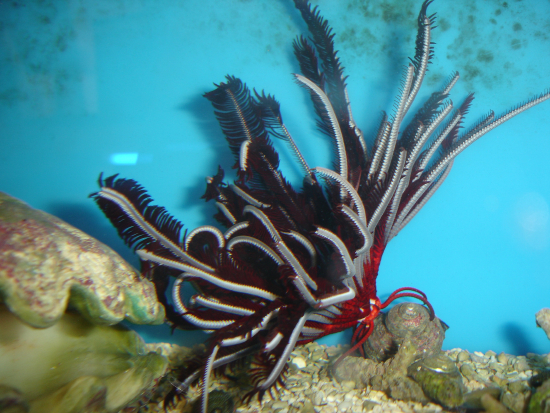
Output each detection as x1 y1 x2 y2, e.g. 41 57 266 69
497 352 510 365
508 380 529 393
312 391 324 405
470 352 488 364
460 363 477 380
476 367 491 378
505 370 519 379
290 384 308 392
514 358 530 372
518 371 530 380
301 400 315 413
489 361 501 371
341 380 356 391
343 391 355 401
310 352 326 362
457 350 470 362
485 350 497 358
272 401 289 410
363 400 380 410
491 375 508 387
291 356 307 369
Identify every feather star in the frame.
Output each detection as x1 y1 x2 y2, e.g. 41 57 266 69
91 0 549 411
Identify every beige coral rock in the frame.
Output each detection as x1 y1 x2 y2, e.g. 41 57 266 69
0 305 169 413
0 192 165 328
535 308 550 340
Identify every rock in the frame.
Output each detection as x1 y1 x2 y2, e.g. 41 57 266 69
480 393 513 413
333 356 385 386
457 351 471 362
528 378 550 413
340 380 355 391
334 336 417 386
386 376 427 404
508 380 529 394
536 308 550 340
407 352 465 408
362 400 380 411
462 387 502 410
300 400 315 413
470 352 489 364
501 390 530 413
363 302 447 362
0 305 168 413
514 358 530 372
335 337 430 404
497 353 510 365
338 400 352 411
460 363 483 382
292 356 307 369
0 192 164 328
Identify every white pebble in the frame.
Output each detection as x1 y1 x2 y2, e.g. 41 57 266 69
343 391 355 401
291 356 307 369
340 380 355 392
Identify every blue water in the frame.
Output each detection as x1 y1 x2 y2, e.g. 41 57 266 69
1 0 549 356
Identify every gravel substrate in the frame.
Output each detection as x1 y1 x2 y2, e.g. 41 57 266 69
151 342 550 413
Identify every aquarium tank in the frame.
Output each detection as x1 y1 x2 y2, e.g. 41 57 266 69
1 1 549 412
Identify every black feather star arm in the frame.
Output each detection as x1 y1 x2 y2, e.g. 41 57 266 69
255 90 314 180
292 0 347 115
292 35 322 87
292 0 369 187
203 76 270 175
90 173 184 253
92 1 550 412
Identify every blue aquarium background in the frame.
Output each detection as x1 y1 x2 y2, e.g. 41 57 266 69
1 0 549 356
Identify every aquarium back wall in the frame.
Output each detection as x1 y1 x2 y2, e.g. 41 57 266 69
1 0 549 355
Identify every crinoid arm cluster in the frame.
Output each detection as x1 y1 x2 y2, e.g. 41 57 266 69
91 0 550 411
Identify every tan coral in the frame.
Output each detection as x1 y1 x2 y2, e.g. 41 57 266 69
536 308 550 341
0 192 165 328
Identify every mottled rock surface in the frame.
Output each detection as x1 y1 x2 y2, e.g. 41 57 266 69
408 352 465 408
536 308 550 341
364 302 447 362
0 192 164 327
529 377 550 413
